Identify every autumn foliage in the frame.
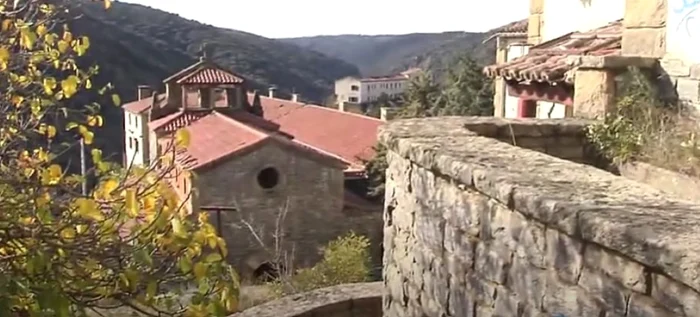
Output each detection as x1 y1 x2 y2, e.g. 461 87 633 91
0 1 239 316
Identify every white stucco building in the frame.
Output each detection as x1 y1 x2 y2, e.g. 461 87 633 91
334 69 421 106
123 85 153 167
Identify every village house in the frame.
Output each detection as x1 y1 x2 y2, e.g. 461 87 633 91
334 69 422 115
121 55 385 280
484 0 700 119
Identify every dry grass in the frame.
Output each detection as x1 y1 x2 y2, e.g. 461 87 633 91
587 67 700 176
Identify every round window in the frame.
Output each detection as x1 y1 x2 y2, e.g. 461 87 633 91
257 167 280 189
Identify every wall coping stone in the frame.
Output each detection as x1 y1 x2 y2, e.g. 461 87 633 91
230 282 382 317
379 116 700 293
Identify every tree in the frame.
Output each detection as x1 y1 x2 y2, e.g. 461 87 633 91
0 1 239 316
367 53 494 198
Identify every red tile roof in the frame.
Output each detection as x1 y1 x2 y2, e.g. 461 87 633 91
483 20 622 84
483 18 529 43
249 94 383 170
171 112 348 171
148 110 211 133
177 66 245 85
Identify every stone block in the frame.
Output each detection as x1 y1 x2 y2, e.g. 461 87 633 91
582 244 647 293
475 242 511 284
691 64 700 80
545 228 583 284
530 0 543 14
651 273 700 316
528 14 542 39
507 256 546 310
573 69 616 119
577 266 629 315
623 0 667 28
516 222 547 268
448 277 475 317
621 28 666 58
466 273 497 307
442 184 482 235
415 213 445 254
676 77 700 103
543 272 604 317
493 287 520 316
627 293 675 317
661 57 691 77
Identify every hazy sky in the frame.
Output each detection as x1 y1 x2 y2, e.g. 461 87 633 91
121 0 529 38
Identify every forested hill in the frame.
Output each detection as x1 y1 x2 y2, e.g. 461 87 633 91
281 31 497 78
63 1 362 165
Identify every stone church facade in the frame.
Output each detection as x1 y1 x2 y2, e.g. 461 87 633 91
122 56 384 279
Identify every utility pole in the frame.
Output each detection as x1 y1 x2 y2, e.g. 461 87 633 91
80 138 87 196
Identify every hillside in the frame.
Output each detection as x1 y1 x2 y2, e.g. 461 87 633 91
62 1 361 164
282 31 497 78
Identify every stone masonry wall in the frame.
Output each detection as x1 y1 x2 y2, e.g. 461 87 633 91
232 282 382 317
381 117 700 317
197 142 383 280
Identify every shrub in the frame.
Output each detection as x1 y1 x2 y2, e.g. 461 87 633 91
270 232 372 296
586 67 700 175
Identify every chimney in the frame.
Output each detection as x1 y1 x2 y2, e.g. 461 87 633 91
268 86 277 98
291 93 301 103
226 86 246 109
137 85 153 100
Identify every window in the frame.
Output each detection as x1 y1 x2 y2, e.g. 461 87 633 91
349 97 358 102
257 167 280 189
350 85 359 91
127 114 131 126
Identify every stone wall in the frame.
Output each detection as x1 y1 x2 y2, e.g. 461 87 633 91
231 282 382 317
380 117 700 317
619 161 700 203
197 142 382 280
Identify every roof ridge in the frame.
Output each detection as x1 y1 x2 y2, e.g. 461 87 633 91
212 109 351 166
210 111 271 139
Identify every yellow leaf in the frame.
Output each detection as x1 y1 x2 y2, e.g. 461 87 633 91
91 148 102 163
42 164 62 185
85 79 92 89
193 262 207 279
57 40 69 53
43 77 57 95
175 128 191 148
76 198 104 222
102 179 118 196
20 29 37 50
0 47 10 63
61 75 79 98
125 189 138 218
60 228 76 240
76 224 88 234
1 20 12 31
83 131 94 145
87 115 103 127
36 24 47 36
205 252 222 263
104 0 112 9
111 94 121 106
171 218 186 238
62 31 73 42
47 125 56 139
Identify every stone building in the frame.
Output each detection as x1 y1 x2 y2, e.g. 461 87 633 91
484 0 699 120
121 56 385 279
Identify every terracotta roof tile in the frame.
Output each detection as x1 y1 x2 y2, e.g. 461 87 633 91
172 112 348 171
483 20 622 84
148 110 211 133
177 67 245 85
489 18 528 34
248 94 383 170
